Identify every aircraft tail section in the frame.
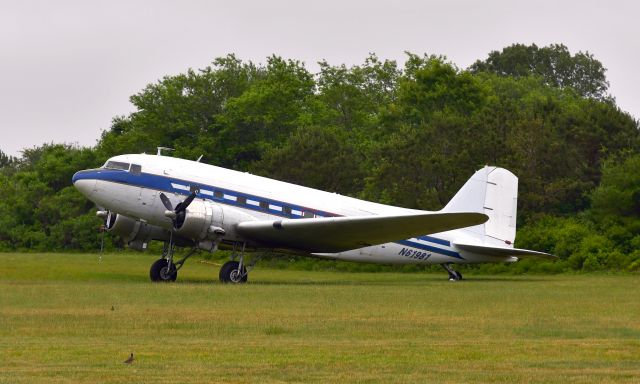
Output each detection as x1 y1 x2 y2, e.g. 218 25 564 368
442 166 518 247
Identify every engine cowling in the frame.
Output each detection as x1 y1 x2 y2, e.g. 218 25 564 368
100 211 170 250
173 200 256 244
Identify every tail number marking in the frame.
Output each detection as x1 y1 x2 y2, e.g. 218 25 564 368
399 248 431 260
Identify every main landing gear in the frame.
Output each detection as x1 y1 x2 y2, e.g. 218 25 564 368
219 260 247 283
218 243 262 284
442 263 463 281
149 240 199 282
148 237 260 284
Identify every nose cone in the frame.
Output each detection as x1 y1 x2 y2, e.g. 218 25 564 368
74 179 94 197
72 170 94 198
72 171 82 185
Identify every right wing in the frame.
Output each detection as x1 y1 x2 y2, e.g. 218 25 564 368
237 212 488 253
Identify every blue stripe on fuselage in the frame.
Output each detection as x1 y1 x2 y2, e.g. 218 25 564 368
417 235 450 246
73 168 334 218
396 240 461 259
72 168 462 259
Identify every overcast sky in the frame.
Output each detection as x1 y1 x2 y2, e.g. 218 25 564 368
1 0 638 157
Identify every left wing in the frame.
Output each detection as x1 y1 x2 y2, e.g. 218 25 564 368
236 212 487 253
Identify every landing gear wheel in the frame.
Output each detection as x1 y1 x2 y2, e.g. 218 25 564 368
150 258 177 282
442 263 462 281
219 260 248 284
449 270 462 281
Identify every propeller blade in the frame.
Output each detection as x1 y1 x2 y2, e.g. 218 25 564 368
159 193 173 211
177 187 200 213
162 187 199 228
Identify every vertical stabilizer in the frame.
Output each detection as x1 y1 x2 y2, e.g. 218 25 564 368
442 166 518 246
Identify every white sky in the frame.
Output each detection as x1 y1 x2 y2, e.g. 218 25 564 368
1 0 638 157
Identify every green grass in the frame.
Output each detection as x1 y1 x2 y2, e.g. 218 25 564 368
1 253 639 383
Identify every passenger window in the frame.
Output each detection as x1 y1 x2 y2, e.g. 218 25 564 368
283 206 292 215
259 201 269 209
303 211 314 218
236 196 246 205
104 161 130 170
214 191 223 199
130 164 142 175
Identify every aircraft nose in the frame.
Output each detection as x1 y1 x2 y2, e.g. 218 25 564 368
74 179 94 197
72 170 95 198
72 171 81 185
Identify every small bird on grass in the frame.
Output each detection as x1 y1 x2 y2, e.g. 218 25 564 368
123 353 134 364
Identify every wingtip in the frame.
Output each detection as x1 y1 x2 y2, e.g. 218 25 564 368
477 212 490 224
437 211 489 224
452 211 490 225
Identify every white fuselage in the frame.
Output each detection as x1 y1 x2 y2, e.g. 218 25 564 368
73 154 516 265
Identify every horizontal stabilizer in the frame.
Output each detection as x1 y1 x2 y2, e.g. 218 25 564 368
454 242 556 259
237 212 488 253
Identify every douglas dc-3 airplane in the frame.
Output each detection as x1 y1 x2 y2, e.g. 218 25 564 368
72 150 554 283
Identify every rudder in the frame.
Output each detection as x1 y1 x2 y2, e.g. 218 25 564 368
442 166 518 246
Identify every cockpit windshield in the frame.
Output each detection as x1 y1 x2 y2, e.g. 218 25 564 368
104 161 130 170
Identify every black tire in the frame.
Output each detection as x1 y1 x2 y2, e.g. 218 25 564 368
150 259 177 282
219 261 248 284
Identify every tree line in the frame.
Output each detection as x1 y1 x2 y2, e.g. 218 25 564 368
0 43 638 272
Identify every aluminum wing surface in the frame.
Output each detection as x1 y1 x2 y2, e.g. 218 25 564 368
453 243 556 259
236 212 488 253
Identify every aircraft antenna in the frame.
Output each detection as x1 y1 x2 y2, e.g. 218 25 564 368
196 155 203 162
157 147 175 156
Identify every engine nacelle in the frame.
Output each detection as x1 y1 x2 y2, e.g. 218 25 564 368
174 200 256 243
100 211 170 251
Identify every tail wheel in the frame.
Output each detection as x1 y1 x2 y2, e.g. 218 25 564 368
219 260 248 284
150 258 177 282
442 263 463 281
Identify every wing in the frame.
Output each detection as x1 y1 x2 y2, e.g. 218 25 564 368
453 242 556 259
236 212 488 253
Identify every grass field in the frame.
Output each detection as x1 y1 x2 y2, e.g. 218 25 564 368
1 253 639 383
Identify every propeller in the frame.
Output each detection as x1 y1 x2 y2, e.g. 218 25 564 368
160 185 200 229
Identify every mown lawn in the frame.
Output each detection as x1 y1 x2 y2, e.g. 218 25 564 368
0 253 638 383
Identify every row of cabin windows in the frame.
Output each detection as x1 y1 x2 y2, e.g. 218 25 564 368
212 191 316 218
104 161 319 218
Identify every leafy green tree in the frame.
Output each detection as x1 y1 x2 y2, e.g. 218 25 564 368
0 149 16 170
363 55 489 209
400 54 488 120
316 54 400 134
590 152 640 218
96 54 261 164
468 73 638 219
0 144 102 250
470 43 610 99
252 125 366 195
217 56 315 168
